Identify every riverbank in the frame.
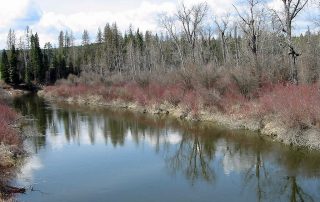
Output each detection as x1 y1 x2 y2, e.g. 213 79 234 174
0 103 23 167
0 85 26 201
38 80 320 150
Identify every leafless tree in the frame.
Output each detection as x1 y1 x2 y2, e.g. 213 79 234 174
234 0 264 79
215 14 230 65
160 2 208 67
176 2 208 63
159 14 185 66
271 0 309 84
315 1 320 27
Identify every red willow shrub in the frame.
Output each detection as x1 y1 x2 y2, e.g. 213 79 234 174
45 77 320 129
182 90 200 114
0 102 20 146
162 85 184 106
0 103 17 123
258 84 320 127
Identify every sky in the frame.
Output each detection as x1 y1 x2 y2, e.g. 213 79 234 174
0 0 317 49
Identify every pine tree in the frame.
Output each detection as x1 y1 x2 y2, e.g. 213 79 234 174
82 30 90 46
96 28 103 44
0 50 10 83
59 31 64 50
82 30 90 64
30 33 45 83
7 29 16 50
136 29 144 52
9 45 19 84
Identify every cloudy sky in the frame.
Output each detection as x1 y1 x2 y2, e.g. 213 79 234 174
0 0 317 49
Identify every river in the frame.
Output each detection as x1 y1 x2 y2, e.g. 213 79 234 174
11 95 320 202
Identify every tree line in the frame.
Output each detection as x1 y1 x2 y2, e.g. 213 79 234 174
0 0 319 86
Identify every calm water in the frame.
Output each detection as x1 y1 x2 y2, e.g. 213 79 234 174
11 95 320 202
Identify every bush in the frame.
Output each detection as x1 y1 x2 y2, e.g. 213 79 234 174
162 85 184 106
231 68 259 98
258 84 320 127
198 66 220 89
0 103 20 146
134 72 151 88
44 68 320 131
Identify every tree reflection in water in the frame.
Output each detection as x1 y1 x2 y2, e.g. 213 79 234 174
165 130 216 185
13 95 320 202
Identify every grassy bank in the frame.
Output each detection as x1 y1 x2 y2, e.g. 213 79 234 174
38 70 320 150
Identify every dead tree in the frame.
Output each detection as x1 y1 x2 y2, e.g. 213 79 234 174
215 14 230 65
234 0 264 80
159 15 185 67
272 0 309 84
176 2 208 63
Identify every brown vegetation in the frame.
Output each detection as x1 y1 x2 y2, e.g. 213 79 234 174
40 65 320 149
0 94 24 201
0 102 21 147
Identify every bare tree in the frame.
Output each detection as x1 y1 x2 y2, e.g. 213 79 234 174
199 25 215 64
159 14 185 66
160 2 208 67
271 0 309 84
215 14 230 65
315 1 320 27
176 2 208 63
234 0 264 79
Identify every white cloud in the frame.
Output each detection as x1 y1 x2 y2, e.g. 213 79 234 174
16 155 43 186
146 132 182 146
0 0 30 29
35 1 175 34
267 0 283 12
8 1 177 47
0 33 6 50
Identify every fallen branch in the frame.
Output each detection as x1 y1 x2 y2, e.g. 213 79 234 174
0 185 26 195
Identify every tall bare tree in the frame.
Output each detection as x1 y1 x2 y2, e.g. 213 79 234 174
272 0 309 84
215 14 230 65
159 14 185 66
234 0 264 78
176 2 208 63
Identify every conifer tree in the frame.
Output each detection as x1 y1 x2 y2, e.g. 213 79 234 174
30 33 45 83
0 50 10 83
82 30 90 64
9 45 19 84
96 28 103 44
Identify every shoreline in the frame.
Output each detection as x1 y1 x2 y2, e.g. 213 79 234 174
38 90 320 150
0 86 27 200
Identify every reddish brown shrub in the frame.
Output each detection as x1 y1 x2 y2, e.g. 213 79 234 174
44 72 320 130
182 90 200 114
0 103 20 146
162 85 184 106
258 84 320 127
0 104 17 123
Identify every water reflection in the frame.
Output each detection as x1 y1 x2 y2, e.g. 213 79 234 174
165 132 216 185
13 95 320 202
